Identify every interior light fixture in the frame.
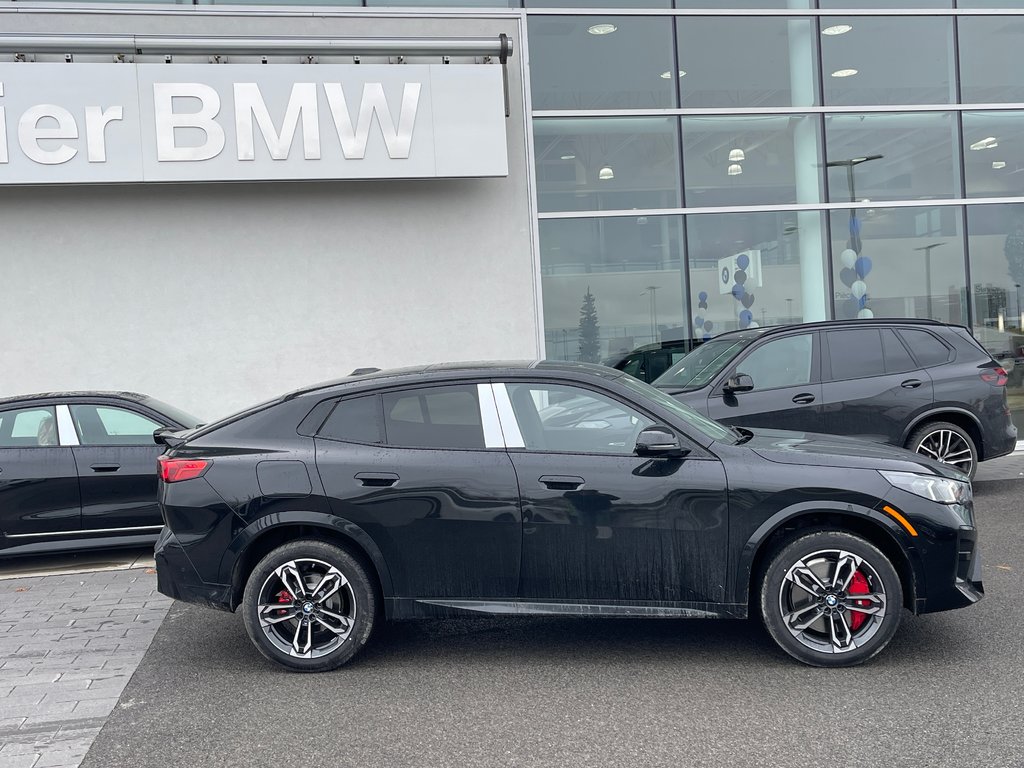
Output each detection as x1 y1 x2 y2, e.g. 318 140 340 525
728 148 745 162
993 161 1007 169
970 137 999 151
599 166 614 180
727 164 743 176
822 24 853 36
587 23 617 36
831 68 858 78
560 154 576 160
659 70 687 79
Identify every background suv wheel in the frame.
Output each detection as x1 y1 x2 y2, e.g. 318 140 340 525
906 420 978 479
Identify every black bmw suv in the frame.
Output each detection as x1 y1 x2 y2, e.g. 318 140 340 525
654 320 1017 478
155 361 982 672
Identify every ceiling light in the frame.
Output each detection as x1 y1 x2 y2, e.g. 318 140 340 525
831 68 858 78
659 70 687 79
599 166 614 180
822 24 853 36
587 23 617 36
728 148 745 162
993 161 1007 169
727 164 743 176
970 137 999 151
560 154 576 160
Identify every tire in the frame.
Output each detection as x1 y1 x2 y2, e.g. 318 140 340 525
906 420 978 479
760 531 902 668
242 539 377 672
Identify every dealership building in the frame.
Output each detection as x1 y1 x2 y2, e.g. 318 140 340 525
2 0 1024 428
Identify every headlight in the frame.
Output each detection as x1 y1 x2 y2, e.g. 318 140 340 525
879 470 972 505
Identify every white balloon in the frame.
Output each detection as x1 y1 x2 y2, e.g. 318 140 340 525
841 248 858 269
857 308 874 319
747 321 759 328
851 280 867 299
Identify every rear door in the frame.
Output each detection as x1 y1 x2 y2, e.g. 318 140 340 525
820 327 933 444
314 383 522 600
69 404 167 531
0 404 81 537
705 330 825 433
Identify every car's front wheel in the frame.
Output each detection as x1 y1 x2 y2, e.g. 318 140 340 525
241 540 377 672
760 531 902 667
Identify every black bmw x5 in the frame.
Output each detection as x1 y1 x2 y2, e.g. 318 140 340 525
155 362 982 671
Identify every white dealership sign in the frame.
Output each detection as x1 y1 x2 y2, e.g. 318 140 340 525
0 63 508 184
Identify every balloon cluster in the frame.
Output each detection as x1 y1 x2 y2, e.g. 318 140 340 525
693 291 714 341
730 253 758 330
838 214 874 319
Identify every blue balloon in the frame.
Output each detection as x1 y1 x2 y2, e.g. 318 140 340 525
858 295 868 309
694 316 704 328
849 216 861 236
736 253 750 270
731 283 745 300
739 309 753 325
703 320 713 332
855 255 872 279
698 291 708 302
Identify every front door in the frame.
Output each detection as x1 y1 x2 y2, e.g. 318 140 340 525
0 404 81 537
68 404 166 531
497 381 729 605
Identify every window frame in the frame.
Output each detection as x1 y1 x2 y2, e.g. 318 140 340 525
68 403 167 447
896 328 955 369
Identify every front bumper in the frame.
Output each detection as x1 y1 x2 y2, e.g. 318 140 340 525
918 525 984 614
155 528 234 612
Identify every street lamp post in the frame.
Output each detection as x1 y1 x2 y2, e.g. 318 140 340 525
642 285 659 342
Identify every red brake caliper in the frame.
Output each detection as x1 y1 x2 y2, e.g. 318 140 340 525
276 589 293 617
848 570 870 631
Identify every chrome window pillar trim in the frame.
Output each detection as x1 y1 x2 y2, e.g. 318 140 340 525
533 103 1024 117
490 384 526 449
477 383 506 449
5 525 163 539
537 196 1024 219
524 8 1024 16
55 405 80 448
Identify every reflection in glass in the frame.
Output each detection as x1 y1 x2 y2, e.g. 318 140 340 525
818 0 950 7
675 17 818 109
534 118 681 212
528 0 668 7
539 217 686 361
821 17 953 105
963 112 1024 199
681 115 823 208
825 112 959 202
959 17 1024 104
828 206 966 325
686 210 828 339
529 17 676 110
967 203 1024 433
675 0 809 5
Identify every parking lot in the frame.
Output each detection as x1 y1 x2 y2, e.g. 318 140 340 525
1 459 1021 768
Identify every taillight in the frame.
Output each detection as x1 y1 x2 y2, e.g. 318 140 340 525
158 457 210 483
980 367 1009 386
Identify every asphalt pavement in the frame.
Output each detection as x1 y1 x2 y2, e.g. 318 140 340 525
74 478 1023 768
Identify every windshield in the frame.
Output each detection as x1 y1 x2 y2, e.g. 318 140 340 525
618 374 737 443
653 338 750 390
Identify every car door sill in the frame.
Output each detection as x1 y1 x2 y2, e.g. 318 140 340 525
4 525 164 538
414 598 742 619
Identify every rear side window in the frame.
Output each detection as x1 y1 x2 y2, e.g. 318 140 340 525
318 395 384 445
898 329 952 367
826 329 885 380
382 385 485 450
881 329 917 374
0 406 57 447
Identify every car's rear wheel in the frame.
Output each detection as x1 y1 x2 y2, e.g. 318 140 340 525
906 420 977 479
760 531 902 667
241 540 376 672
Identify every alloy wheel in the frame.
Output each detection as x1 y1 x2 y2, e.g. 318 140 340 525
914 429 974 475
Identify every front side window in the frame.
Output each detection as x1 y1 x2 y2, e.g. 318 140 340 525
0 406 58 447
71 405 163 446
505 382 654 454
382 385 485 450
735 334 814 391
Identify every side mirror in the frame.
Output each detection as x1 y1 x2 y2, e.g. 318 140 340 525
635 426 689 459
723 373 754 394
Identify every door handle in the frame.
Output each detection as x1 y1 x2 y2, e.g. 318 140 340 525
354 472 399 487
791 393 816 405
90 464 121 473
539 475 585 491
901 379 923 389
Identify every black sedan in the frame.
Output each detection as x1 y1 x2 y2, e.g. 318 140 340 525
0 391 201 557
154 362 982 670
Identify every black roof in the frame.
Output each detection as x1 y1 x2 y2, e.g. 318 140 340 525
0 391 150 408
708 318 954 342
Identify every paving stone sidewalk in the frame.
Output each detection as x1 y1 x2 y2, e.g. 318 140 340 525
0 569 170 768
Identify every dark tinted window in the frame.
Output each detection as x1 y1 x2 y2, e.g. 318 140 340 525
319 395 383 444
736 334 814 390
826 330 885 381
0 406 57 447
898 329 951 367
881 329 917 374
383 386 485 450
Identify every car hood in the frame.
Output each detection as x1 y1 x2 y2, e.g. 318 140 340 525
743 427 967 479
